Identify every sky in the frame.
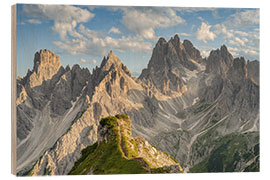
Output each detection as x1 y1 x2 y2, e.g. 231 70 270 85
16 4 259 77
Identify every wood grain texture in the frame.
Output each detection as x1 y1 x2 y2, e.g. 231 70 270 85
11 4 17 175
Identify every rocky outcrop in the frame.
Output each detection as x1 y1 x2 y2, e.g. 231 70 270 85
183 40 203 63
247 60 259 85
205 45 234 75
30 49 62 88
139 34 200 96
68 115 182 175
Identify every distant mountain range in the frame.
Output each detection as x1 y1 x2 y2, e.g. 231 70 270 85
16 34 259 175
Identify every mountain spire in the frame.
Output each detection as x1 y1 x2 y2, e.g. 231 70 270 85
28 49 62 88
100 50 122 70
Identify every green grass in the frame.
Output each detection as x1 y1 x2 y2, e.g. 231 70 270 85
189 132 259 173
120 128 138 158
211 119 219 124
115 114 129 120
69 136 148 174
69 115 180 175
69 115 148 175
99 116 118 129
244 156 259 172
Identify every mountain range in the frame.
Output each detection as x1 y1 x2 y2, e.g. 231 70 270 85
16 34 259 175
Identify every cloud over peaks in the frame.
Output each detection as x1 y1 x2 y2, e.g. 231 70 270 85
23 5 94 41
225 9 259 27
80 58 98 64
27 19 42 24
108 27 121 34
196 22 216 43
117 7 185 39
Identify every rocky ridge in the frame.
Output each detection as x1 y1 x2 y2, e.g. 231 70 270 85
68 114 182 175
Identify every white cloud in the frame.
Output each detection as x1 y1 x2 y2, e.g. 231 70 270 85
201 50 210 58
91 59 97 64
23 5 94 24
196 22 216 43
225 9 259 27
115 7 185 39
227 45 259 60
234 30 249 37
53 32 152 57
229 37 248 46
27 19 42 24
108 27 121 34
173 7 216 13
80 58 98 64
78 24 102 39
213 20 259 60
229 44 259 60
52 22 84 40
22 5 94 41
23 5 155 56
227 47 240 57
242 46 259 57
80 58 87 63
197 16 204 21
214 24 234 38
227 47 239 52
179 33 191 37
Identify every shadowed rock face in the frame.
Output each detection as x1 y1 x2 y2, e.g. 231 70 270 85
183 40 203 63
247 60 259 85
16 35 259 175
139 34 203 96
205 45 234 75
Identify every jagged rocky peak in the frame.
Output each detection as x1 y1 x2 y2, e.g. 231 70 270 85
227 56 248 83
88 50 134 98
169 34 180 48
147 34 180 69
156 37 167 46
97 50 132 78
233 56 247 69
26 49 62 88
206 44 234 74
33 49 61 74
247 60 259 85
139 34 200 95
183 39 203 62
100 50 122 70
208 45 231 59
220 45 234 66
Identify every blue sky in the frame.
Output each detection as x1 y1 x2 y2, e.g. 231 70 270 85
16 4 259 77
